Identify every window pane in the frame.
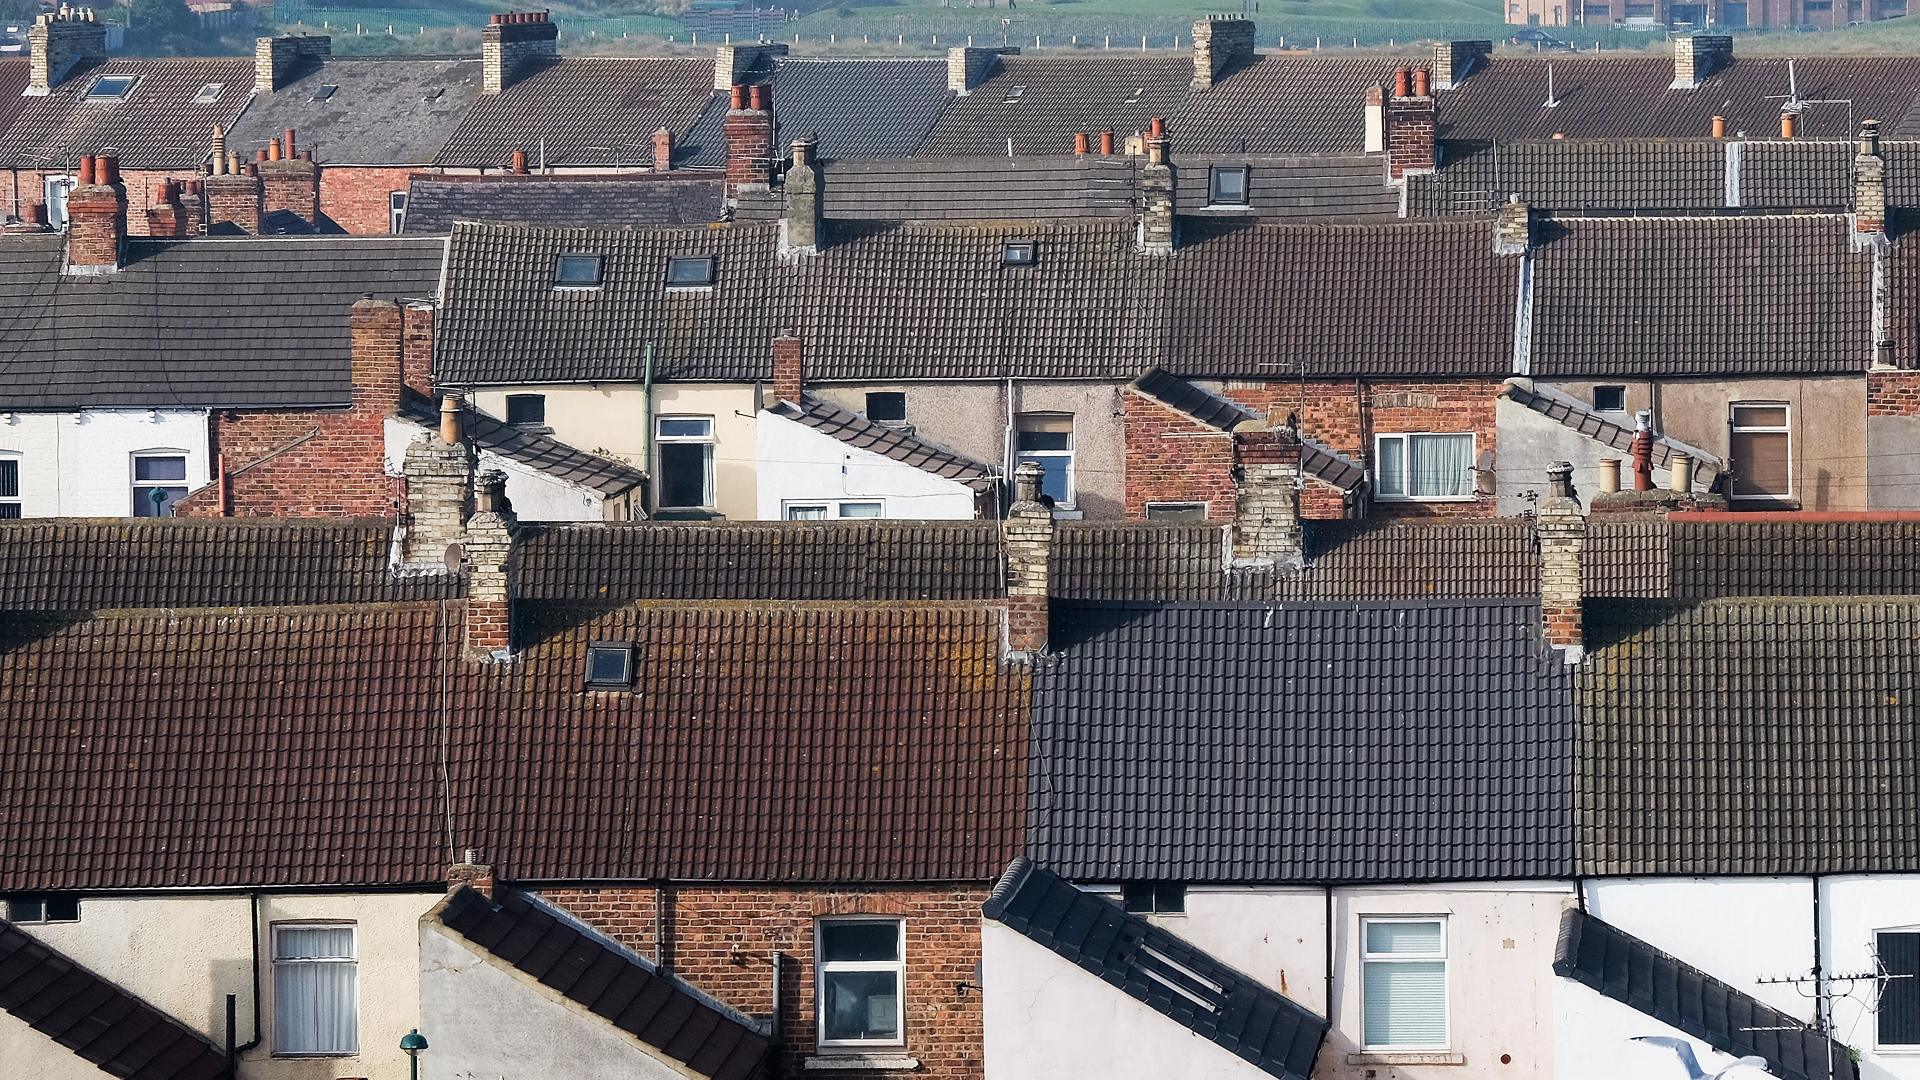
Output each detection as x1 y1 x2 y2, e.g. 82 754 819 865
1593 386 1626 412
787 505 827 520
1407 435 1473 498
276 956 358 1054
1879 932 1920 1046
506 395 545 426
1211 167 1249 204
5 898 44 922
1146 503 1207 523
43 895 78 921
1366 921 1444 955
658 443 710 508
1121 884 1154 913
821 970 899 1042
1016 453 1071 505
822 921 899 963
0 460 16 497
586 645 629 685
1730 430 1790 499
1153 884 1186 913
838 502 882 518
134 456 186 482
555 254 603 287
1363 959 1446 1047
276 926 354 960
1733 405 1789 428
1376 438 1406 497
0 504 19 519
866 393 906 423
133 486 187 517
1016 430 1070 452
666 257 714 286
657 417 712 439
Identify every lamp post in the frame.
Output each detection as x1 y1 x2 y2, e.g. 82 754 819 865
399 1029 428 1080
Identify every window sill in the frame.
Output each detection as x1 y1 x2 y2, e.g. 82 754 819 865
1346 1051 1466 1066
802 1053 920 1071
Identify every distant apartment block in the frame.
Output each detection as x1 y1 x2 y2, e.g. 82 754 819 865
1507 0 1910 28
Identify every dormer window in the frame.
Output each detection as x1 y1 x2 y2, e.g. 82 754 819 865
585 641 635 690
1208 166 1250 207
1002 240 1036 267
666 255 715 289
554 253 604 288
192 82 223 104
85 74 137 101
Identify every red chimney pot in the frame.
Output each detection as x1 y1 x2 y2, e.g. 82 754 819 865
510 149 528 174
1073 132 1089 156
730 83 746 110
78 155 96 186
1413 67 1431 97
1099 130 1115 156
1394 67 1412 98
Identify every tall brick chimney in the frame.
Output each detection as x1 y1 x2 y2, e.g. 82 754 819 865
1003 461 1053 659
205 169 262 233
771 331 803 405
26 8 106 96
483 11 558 95
254 33 332 94
1136 117 1175 256
144 180 191 239
781 136 821 260
1671 33 1733 90
946 45 1013 95
349 297 407 418
64 154 125 276
1371 68 1436 180
1432 39 1491 90
1190 15 1255 91
724 83 774 202
464 469 517 660
1230 422 1303 570
1536 461 1585 662
401 396 475 569
713 41 788 91
260 136 320 229
652 127 674 172
1855 119 1888 248
1493 197 1531 255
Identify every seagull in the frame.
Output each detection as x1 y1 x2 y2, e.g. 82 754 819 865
1631 1036 1773 1079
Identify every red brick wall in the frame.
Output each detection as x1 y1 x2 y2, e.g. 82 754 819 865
404 303 436 397
319 165 421 234
7 168 196 235
1868 370 1920 417
1123 379 1503 523
541 884 988 1080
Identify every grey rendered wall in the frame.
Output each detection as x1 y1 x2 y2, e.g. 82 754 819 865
1868 414 1920 509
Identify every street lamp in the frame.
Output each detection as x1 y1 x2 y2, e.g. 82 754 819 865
399 1028 428 1080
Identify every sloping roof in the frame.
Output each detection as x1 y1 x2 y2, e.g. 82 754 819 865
0 518 460 609
0 920 229 1080
438 887 771 1080
820 155 1138 222
982 857 1328 1080
435 57 715 168
227 57 483 166
920 54 1192 158
774 396 994 483
1129 368 1260 430
399 396 648 498
1175 153 1400 221
680 58 953 167
401 174 724 235
0 57 251 170
1502 380 1722 477
1439 55 1920 143
1032 599 1573 882
0 598 1028 889
513 521 1004 601
1159 218 1518 377
1578 597 1920 876
0 234 445 409
1529 214 1872 378
1170 55 1409 155
0 59 31 149
1553 909 1857 1080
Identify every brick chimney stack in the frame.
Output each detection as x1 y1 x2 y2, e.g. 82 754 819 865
348 297 407 418
464 470 518 660
64 153 125 276
1136 117 1176 256
260 133 320 228
26 7 106 95
1671 33 1733 90
1003 461 1054 659
144 179 191 239
781 135 821 260
483 11 558 95
1230 422 1304 570
205 153 262 234
1372 68 1436 180
713 41 789 91
255 33 332 94
447 850 494 898
1854 119 1888 247
1493 196 1531 255
401 395 476 569
724 82 775 201
1432 39 1491 90
1190 15 1255 91
1536 461 1586 662
772 331 803 405
946 45 1015 95
652 127 674 172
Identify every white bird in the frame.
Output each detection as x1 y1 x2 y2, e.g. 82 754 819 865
1631 1036 1774 1079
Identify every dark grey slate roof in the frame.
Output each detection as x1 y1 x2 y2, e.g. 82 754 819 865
921 54 1192 159
1129 368 1260 431
681 58 953 167
0 235 446 409
1553 909 1857 1080
1579 597 1920 875
399 396 646 498
1032 599 1574 882
821 155 1138 222
435 57 716 169
1175 154 1399 221
0 919 230 1080
439 887 771 1080
400 175 723 235
983 857 1328 1080
774 396 994 483
0 57 252 170
227 57 482 166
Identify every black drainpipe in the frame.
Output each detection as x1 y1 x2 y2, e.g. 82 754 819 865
226 891 263 1077
1812 876 1827 1034
1324 885 1336 1029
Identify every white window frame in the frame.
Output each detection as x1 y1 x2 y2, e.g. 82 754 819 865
1144 501 1208 522
1372 432 1477 503
0 451 19 518
783 500 883 520
1360 915 1449 1052
1729 401 1792 502
44 175 76 231
815 917 907 1050
271 922 358 1057
387 191 407 234
130 449 190 518
1014 412 1075 509
1874 924 1920 1052
655 415 715 510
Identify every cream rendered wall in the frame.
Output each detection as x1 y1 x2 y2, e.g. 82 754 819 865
2 891 441 1080
0 408 210 516
469 383 758 520
754 409 977 520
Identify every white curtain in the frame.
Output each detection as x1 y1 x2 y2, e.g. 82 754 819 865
275 927 358 1054
1408 435 1474 498
1362 921 1446 1048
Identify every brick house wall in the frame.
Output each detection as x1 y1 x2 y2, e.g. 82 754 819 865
1868 370 1920 417
320 166 425 234
1124 379 1503 522
7 168 198 235
542 884 989 1080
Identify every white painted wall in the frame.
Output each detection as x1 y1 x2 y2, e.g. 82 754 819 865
1552 976 1777 1080
0 408 210 516
383 419 612 522
755 409 977 521
418 914 694 1080
1 891 440 1080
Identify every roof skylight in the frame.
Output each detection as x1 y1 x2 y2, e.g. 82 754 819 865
84 74 137 102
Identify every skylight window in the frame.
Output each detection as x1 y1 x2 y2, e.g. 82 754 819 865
554 253 604 288
192 82 223 104
585 641 634 690
423 86 444 102
1004 84 1026 103
1002 239 1036 267
666 255 715 289
311 83 339 102
85 74 137 102
1126 87 1144 104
